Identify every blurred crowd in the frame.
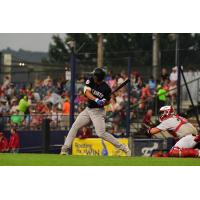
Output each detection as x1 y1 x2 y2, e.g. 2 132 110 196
0 75 71 130
0 66 178 136
0 128 20 153
103 66 178 135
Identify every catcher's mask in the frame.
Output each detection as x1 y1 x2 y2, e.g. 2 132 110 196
159 105 175 122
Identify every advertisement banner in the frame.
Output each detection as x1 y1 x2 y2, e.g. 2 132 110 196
72 138 128 156
134 139 164 157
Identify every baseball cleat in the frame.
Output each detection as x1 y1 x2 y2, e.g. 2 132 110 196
60 145 70 155
120 144 131 156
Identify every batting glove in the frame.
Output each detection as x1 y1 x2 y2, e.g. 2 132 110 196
95 98 106 106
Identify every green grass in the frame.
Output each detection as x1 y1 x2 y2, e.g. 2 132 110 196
1 153 200 166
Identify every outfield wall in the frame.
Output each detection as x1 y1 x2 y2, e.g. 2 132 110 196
4 131 175 156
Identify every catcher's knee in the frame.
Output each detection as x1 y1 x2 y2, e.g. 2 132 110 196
169 147 199 157
168 147 181 157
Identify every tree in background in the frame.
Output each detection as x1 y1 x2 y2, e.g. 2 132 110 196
46 33 200 71
46 33 152 66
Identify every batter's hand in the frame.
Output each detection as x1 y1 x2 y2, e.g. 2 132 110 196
95 98 106 106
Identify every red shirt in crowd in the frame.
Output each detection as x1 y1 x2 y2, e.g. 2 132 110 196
9 133 20 150
0 136 9 152
78 127 92 139
143 113 152 125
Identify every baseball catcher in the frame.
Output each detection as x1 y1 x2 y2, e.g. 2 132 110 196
147 105 200 157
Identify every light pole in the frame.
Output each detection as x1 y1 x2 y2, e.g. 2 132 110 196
97 33 104 67
175 34 181 114
152 33 160 80
68 41 76 128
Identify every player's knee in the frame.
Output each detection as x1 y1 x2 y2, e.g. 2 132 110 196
168 147 180 157
96 130 106 138
169 147 199 157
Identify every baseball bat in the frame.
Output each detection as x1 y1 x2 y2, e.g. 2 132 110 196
111 79 130 94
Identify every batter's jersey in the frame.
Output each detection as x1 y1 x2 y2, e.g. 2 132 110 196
156 116 198 139
84 77 111 108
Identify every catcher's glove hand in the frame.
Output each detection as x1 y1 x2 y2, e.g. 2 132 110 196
147 127 152 136
142 123 152 137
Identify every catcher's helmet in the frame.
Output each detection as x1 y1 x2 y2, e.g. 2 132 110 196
93 68 106 82
159 105 175 122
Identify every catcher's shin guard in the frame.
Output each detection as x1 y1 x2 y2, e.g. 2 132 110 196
168 147 199 157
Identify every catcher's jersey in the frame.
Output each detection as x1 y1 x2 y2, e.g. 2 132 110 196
84 77 111 109
156 116 197 139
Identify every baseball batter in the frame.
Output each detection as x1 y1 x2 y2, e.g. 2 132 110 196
60 68 131 156
147 105 200 157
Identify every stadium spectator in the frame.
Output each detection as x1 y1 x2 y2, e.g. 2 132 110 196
115 90 125 105
43 75 52 86
169 66 178 83
1 75 11 91
105 96 122 133
62 96 70 115
117 73 125 86
131 76 142 100
148 76 156 95
75 89 87 105
162 79 170 92
50 106 59 129
61 96 70 128
168 81 177 106
18 96 30 115
29 108 43 129
44 90 62 105
161 68 169 83
143 109 154 127
0 98 9 115
157 85 167 109
78 127 92 139
0 132 8 152
139 84 152 109
10 109 24 127
10 98 18 114
6 83 15 98
9 128 20 153
108 77 117 90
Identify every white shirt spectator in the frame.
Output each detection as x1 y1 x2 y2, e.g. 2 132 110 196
1 76 11 90
45 92 62 105
34 92 41 102
169 66 178 82
10 105 18 114
117 77 124 85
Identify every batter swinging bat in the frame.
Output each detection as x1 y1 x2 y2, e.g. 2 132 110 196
111 79 130 94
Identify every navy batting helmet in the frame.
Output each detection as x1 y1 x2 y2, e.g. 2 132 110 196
93 68 106 82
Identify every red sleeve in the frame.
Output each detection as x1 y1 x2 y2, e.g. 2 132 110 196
143 114 150 124
147 89 151 97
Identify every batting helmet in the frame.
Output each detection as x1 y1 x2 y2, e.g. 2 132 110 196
93 68 106 82
159 105 175 122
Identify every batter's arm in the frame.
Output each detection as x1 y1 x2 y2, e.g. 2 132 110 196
84 88 97 101
84 86 110 105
